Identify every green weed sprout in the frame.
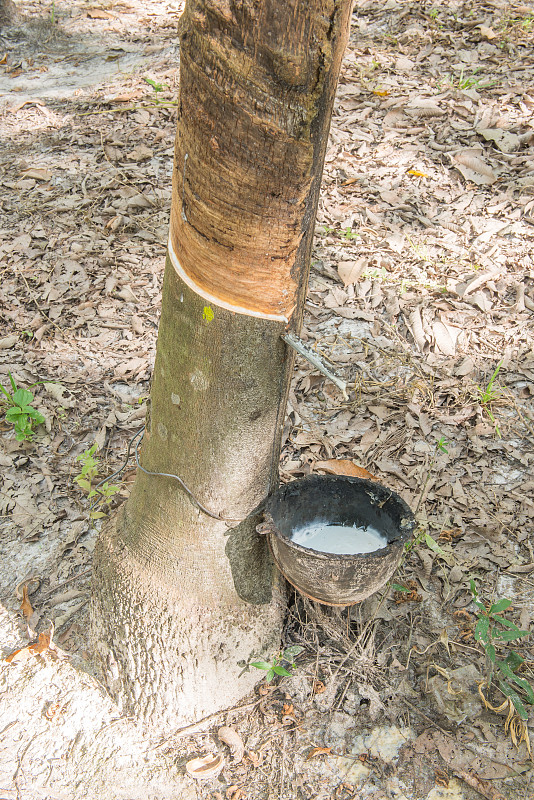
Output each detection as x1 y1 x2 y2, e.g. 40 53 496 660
74 444 120 519
250 645 304 683
413 436 449 517
404 523 445 558
320 225 359 240
402 437 450 557
143 76 168 104
474 359 504 437
470 580 533 721
0 373 45 441
454 67 496 91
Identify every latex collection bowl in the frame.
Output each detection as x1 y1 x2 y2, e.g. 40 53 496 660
258 474 415 606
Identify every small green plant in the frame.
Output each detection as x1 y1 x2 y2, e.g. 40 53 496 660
452 67 496 91
250 645 304 683
436 436 448 454
143 76 168 104
429 7 439 18
404 523 445 557
474 359 504 437
320 224 360 240
470 580 533 721
476 360 503 405
413 436 449 517
0 373 45 441
402 436 450 557
366 266 388 282
74 443 99 490
74 444 120 519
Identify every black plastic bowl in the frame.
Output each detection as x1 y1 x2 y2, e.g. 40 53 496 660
258 474 415 606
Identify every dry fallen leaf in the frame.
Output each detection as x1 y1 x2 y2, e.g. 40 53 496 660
307 746 333 760
454 768 506 800
45 702 67 721
44 382 76 408
477 128 521 154
105 215 124 232
109 90 144 103
406 97 445 117
383 108 404 127
87 9 114 19
433 321 456 356
185 753 225 780
31 631 52 654
409 307 426 351
218 726 244 764
385 232 405 253
20 585 33 620
131 314 145 335
246 749 261 768
21 168 52 181
454 356 475 377
5 645 33 665
477 25 497 40
127 145 153 162
462 272 501 297
395 56 414 71
314 460 377 481
0 334 18 349
506 562 534 574
5 630 53 664
394 580 422 604
337 258 366 287
451 152 497 185
226 786 246 800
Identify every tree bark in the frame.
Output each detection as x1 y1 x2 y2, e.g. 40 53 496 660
91 0 353 730
0 0 17 27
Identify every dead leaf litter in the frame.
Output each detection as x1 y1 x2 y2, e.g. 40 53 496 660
0 1 533 799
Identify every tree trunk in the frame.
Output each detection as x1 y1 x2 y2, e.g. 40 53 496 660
0 0 17 27
91 0 353 730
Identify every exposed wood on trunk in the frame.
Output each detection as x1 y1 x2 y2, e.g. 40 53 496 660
169 0 351 319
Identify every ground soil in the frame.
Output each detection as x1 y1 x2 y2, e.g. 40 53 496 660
1 1 533 799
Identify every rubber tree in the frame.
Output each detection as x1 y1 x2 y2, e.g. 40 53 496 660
0 0 17 26
91 0 353 730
